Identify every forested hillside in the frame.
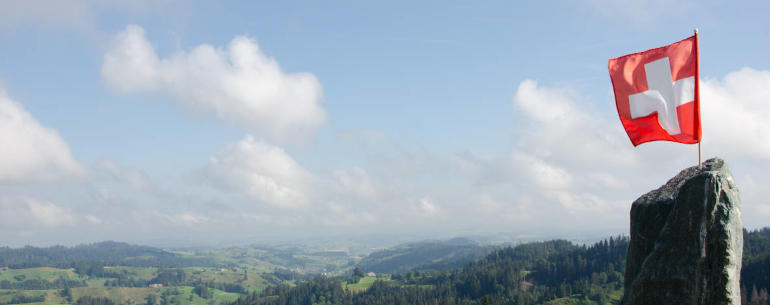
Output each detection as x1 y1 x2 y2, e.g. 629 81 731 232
356 238 495 274
232 237 629 305
742 228 770 304
233 229 770 305
1 229 769 305
0 241 214 269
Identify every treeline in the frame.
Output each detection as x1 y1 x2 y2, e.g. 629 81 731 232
0 294 46 305
99 268 246 294
357 239 495 274
73 296 116 305
384 238 626 304
0 241 215 269
232 237 629 305
231 229 770 305
3 230 770 305
742 228 770 305
0 276 86 290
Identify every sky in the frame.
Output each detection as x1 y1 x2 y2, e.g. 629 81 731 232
1 0 769 247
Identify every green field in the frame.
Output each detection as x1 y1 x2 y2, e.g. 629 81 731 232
0 267 84 283
0 285 241 305
342 276 394 293
0 241 371 304
0 289 50 303
0 265 287 304
103 266 158 281
69 286 240 305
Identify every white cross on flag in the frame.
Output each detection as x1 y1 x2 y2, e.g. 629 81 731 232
608 34 702 146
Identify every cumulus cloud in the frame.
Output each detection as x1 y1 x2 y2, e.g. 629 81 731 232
26 199 76 227
169 212 208 226
508 80 661 218
320 202 377 227
547 191 616 214
331 167 378 201
0 197 77 230
0 90 85 183
513 153 573 190
206 135 314 209
701 68 770 160
85 214 103 224
102 25 326 142
507 69 770 225
416 197 440 217
513 80 637 169
97 160 153 191
197 135 394 229
696 68 770 228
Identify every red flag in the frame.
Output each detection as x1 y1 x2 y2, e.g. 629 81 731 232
608 34 701 146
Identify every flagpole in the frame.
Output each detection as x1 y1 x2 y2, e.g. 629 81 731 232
695 28 702 169
698 142 702 168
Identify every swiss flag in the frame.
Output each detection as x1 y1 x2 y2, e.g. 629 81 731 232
608 34 701 146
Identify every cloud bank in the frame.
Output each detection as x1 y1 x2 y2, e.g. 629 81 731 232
4 43 770 245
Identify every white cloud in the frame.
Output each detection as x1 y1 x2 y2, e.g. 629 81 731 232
417 197 440 217
170 212 208 226
514 153 573 190
97 160 153 191
701 68 770 160
508 69 770 222
0 90 85 183
547 191 615 214
102 25 327 142
85 214 103 224
513 82 630 168
586 172 630 189
513 80 637 170
331 167 378 200
320 202 377 226
514 80 581 124
477 193 503 213
206 135 313 209
25 199 75 227
509 80 660 217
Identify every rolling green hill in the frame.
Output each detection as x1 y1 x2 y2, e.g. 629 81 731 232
0 241 214 269
356 238 496 274
231 237 629 305
3 229 770 305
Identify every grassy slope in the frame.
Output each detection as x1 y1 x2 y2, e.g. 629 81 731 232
0 266 272 304
69 286 240 305
357 241 493 274
0 267 85 282
342 276 395 293
0 289 49 303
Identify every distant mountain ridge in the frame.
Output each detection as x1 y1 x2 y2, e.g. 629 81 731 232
356 238 496 274
0 241 213 268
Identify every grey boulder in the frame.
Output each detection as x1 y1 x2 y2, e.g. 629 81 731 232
622 158 742 305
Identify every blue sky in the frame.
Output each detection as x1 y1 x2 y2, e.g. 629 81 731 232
1 0 769 247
